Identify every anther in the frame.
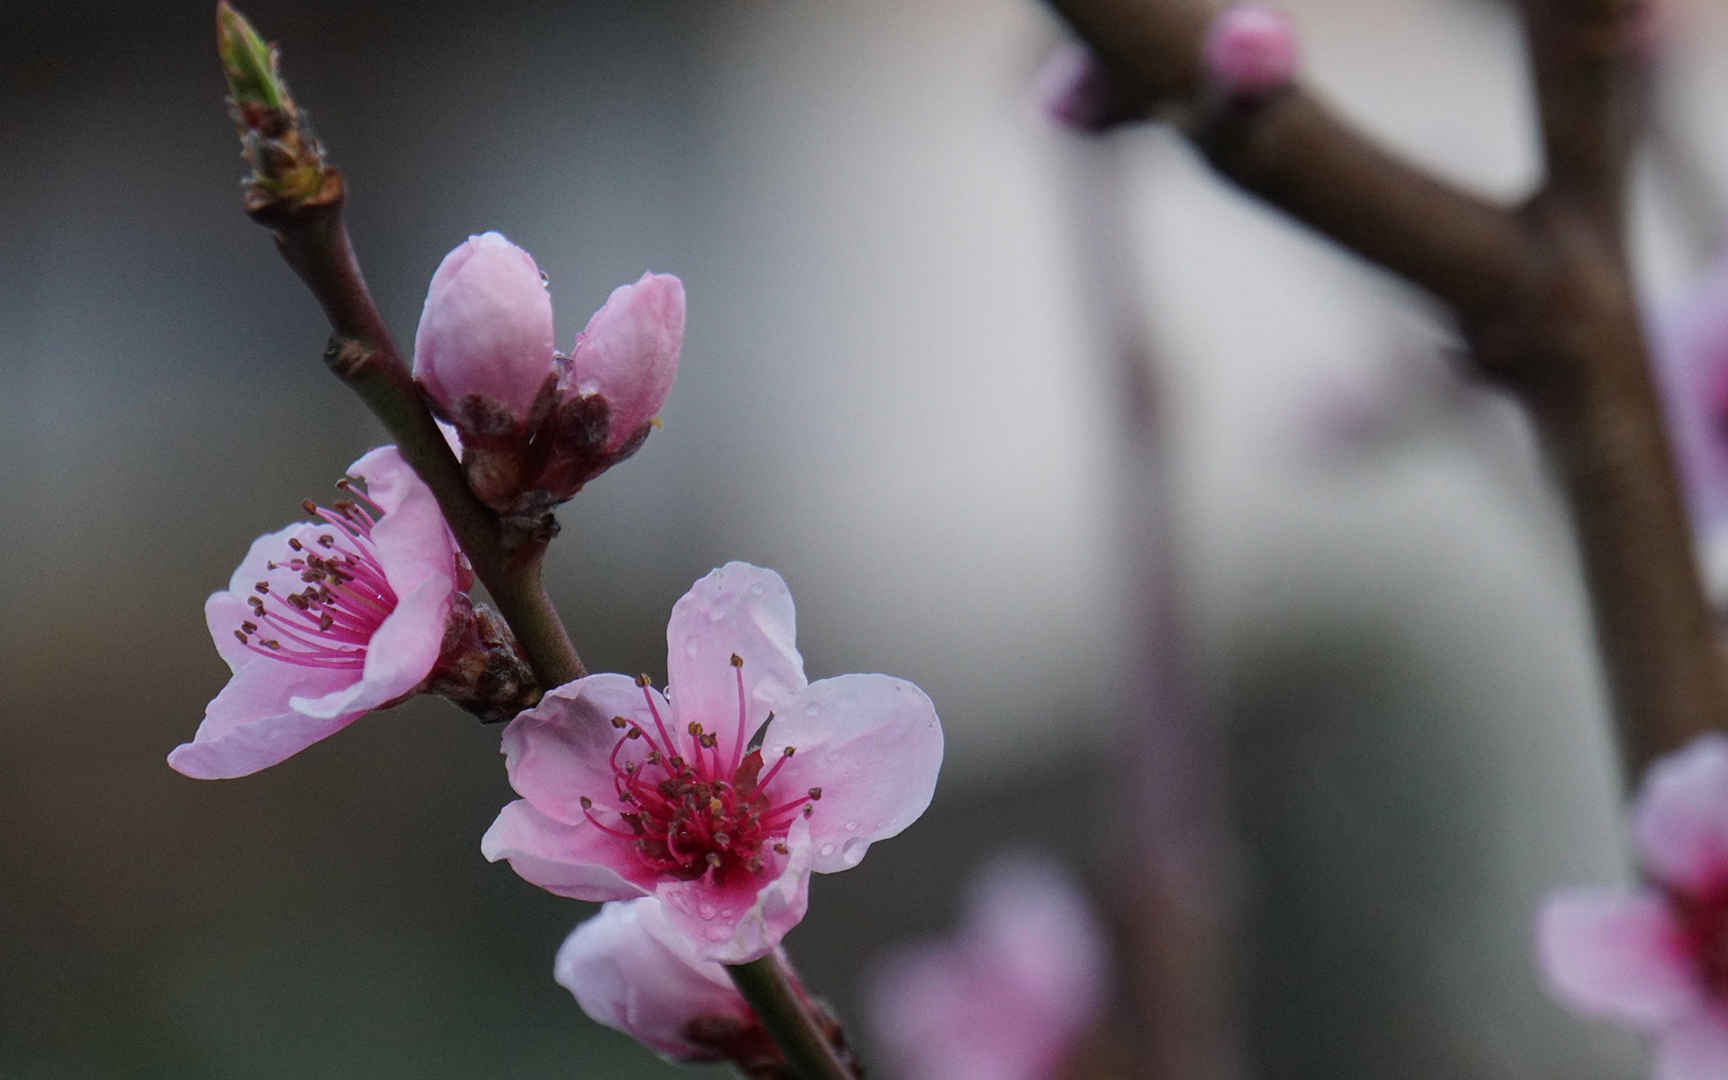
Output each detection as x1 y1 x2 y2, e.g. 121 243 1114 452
709 797 724 814
773 842 789 855
687 722 703 736
729 653 743 668
241 621 258 633
288 537 303 551
626 728 643 740
610 716 628 729
747 855 763 873
802 805 814 818
579 796 594 810
263 639 282 649
808 787 822 800
317 534 335 547
254 581 270 594
706 852 723 869
300 499 317 515
635 673 652 687
233 629 248 644
782 746 796 758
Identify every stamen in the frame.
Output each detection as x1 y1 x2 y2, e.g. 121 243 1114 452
758 745 795 789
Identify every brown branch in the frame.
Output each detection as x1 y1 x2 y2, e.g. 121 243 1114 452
1043 0 1725 786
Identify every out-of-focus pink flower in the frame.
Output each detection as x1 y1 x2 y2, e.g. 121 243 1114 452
1536 734 1728 1078
556 897 760 1062
414 232 557 429
1203 6 1298 97
867 854 1108 1080
563 272 684 456
168 446 468 779
1651 257 1728 600
483 562 943 963
1035 42 1141 135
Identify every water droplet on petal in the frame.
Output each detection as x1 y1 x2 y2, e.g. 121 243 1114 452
819 842 836 858
684 639 701 659
844 820 859 833
749 582 765 596
707 606 726 623
841 837 867 864
804 703 821 719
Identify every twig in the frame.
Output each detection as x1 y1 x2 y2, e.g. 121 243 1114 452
1043 0 1725 779
725 954 854 1080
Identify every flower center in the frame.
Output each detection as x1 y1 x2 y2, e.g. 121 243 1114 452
581 657 817 883
232 481 397 671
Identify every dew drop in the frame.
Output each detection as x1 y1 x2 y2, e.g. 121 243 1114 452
749 582 765 596
804 703 821 719
684 639 701 659
707 606 727 623
841 837 867 864
844 820 859 833
818 842 836 858
539 270 551 288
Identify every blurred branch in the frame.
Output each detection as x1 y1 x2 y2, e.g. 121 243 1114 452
725 954 855 1080
1060 142 1245 1080
216 2 585 690
1043 0 1725 781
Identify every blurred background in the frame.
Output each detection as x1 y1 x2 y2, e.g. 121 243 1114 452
6 0 1728 1075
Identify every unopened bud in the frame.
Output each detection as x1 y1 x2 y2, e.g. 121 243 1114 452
414 232 557 432
215 2 326 203
1203 6 1298 98
562 272 685 455
1035 42 1141 135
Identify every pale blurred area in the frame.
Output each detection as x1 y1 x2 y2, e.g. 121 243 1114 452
6 0 1728 1075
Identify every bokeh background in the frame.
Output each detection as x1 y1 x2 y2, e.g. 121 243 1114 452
7 0 1728 1075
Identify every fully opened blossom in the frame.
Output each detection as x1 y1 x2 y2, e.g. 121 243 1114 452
557 897 815 1069
483 562 943 963
413 231 684 518
1537 734 1728 1078
866 854 1108 1080
168 446 469 779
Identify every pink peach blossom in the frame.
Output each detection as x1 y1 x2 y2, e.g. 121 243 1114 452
482 562 943 963
867 854 1108 1080
563 271 685 455
1536 734 1728 1079
1203 6 1298 97
555 897 765 1063
168 446 468 779
414 231 557 427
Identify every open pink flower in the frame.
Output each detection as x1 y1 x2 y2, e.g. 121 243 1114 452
168 446 468 779
556 897 770 1063
1537 734 1728 1079
866 854 1108 1080
1651 254 1728 599
482 562 943 963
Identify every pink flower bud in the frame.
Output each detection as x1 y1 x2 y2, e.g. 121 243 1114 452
562 271 685 454
1035 43 1140 135
413 232 556 429
1203 6 1298 97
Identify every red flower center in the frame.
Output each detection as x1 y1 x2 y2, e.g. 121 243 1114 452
581 657 817 884
232 483 395 670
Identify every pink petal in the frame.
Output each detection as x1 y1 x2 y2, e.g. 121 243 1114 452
292 447 459 720
413 232 556 422
658 817 814 964
665 563 807 768
964 856 1108 1026
761 674 942 873
1633 734 1728 896
480 799 654 901
1535 889 1702 1027
554 898 748 1062
500 674 668 825
167 659 358 779
1657 1012 1728 1080
566 272 685 453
